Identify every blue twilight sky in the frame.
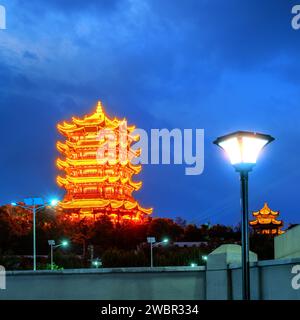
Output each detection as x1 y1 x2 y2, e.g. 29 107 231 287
0 0 300 226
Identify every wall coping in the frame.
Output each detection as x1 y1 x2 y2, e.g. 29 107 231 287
229 257 300 270
5 257 300 275
5 266 206 276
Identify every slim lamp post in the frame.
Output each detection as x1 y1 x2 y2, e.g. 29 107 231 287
240 169 250 299
147 237 155 268
48 240 68 270
214 131 274 300
33 205 36 271
12 197 59 271
48 240 55 270
147 237 169 268
150 241 153 268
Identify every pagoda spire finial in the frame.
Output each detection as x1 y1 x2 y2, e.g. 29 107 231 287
96 100 103 114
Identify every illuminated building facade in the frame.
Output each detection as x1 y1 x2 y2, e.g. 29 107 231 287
56 101 152 222
250 203 284 235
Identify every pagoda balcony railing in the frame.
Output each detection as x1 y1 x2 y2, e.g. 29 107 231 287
71 173 102 177
70 193 131 200
70 173 130 178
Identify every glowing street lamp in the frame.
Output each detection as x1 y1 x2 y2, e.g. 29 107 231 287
161 238 169 244
61 240 68 247
11 197 60 271
147 237 169 268
214 131 274 300
48 239 69 270
92 258 102 269
50 198 59 206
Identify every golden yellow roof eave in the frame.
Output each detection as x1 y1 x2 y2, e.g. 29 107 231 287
57 102 136 134
56 158 142 173
252 203 279 216
58 198 152 214
57 175 142 190
250 218 283 225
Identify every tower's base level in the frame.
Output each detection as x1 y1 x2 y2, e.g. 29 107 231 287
59 209 145 223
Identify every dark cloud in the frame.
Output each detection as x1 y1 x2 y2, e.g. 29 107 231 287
23 51 38 60
15 0 125 14
0 0 300 225
149 0 297 67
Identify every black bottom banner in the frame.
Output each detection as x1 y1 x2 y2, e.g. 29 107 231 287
0 300 299 319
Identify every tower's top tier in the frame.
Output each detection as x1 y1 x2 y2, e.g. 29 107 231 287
57 100 136 137
250 202 283 227
252 203 279 217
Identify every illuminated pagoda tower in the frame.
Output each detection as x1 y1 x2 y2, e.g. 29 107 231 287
250 203 284 236
56 101 152 222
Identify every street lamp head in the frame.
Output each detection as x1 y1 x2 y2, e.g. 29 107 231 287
214 131 274 172
147 237 156 244
190 263 197 267
162 238 169 244
48 240 55 246
11 202 17 206
24 198 44 206
202 255 208 261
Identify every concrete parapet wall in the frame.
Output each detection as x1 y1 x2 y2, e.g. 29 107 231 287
0 267 206 300
275 225 300 259
1 249 300 300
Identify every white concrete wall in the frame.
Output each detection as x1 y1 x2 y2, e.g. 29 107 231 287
1 244 300 300
275 225 300 259
0 267 206 300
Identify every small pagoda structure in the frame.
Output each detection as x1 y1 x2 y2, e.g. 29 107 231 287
250 203 284 235
56 101 152 222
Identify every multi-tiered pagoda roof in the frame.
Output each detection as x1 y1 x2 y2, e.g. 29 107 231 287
250 203 284 235
56 101 152 222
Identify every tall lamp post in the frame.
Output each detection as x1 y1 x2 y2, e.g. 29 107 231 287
48 240 69 270
11 197 59 271
147 237 169 268
214 131 274 300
